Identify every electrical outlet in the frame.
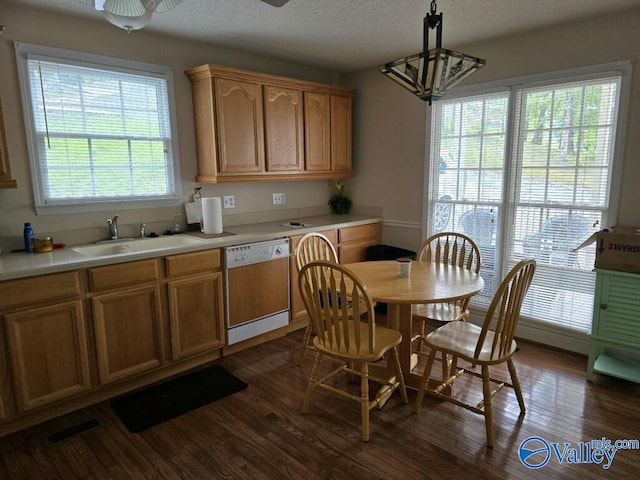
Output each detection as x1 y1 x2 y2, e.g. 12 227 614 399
272 193 286 205
223 195 235 208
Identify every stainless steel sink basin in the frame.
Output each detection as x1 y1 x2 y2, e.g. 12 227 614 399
71 235 205 257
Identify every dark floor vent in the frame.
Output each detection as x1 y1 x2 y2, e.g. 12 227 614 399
47 419 100 444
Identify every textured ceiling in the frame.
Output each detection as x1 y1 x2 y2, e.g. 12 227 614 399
7 0 640 72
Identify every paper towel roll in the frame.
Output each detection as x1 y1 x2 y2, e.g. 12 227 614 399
202 197 223 234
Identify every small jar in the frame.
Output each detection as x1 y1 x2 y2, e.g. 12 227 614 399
34 237 54 253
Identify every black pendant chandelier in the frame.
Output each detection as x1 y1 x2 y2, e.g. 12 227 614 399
380 0 486 104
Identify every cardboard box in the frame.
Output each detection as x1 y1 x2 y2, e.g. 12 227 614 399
575 226 640 273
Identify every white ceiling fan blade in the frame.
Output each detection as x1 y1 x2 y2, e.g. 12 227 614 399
259 0 290 7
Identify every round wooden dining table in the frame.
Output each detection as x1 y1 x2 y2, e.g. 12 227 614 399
344 260 485 389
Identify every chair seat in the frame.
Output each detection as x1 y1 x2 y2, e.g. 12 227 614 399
424 321 517 363
412 302 468 323
314 322 402 362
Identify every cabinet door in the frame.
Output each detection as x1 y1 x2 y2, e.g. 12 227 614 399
338 224 382 264
264 86 304 173
215 78 265 175
92 285 164 385
596 273 640 344
330 95 352 173
304 92 331 172
0 99 17 189
168 272 224 360
4 301 91 411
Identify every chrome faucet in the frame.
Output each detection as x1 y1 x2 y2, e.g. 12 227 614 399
139 223 146 239
107 215 119 240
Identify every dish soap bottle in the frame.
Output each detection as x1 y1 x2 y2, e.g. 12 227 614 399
23 222 35 253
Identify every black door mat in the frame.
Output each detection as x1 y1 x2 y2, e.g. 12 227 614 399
110 365 247 433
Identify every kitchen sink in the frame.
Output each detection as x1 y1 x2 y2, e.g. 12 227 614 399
71 235 205 257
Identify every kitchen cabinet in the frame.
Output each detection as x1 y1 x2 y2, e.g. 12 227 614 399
288 223 381 329
166 249 225 360
330 95 353 173
215 78 265 176
264 85 304 173
185 64 355 183
0 272 90 412
587 269 640 384
337 223 382 264
304 92 331 172
88 260 165 385
0 99 17 189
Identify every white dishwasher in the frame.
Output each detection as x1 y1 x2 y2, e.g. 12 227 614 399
224 238 290 345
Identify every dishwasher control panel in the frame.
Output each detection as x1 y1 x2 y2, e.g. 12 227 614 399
224 238 289 268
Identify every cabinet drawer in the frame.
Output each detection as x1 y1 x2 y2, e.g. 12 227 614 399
0 271 83 310
339 224 380 243
290 230 337 252
88 259 160 292
165 249 221 278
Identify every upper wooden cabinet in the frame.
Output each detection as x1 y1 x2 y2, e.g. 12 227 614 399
185 64 355 183
264 85 304 173
330 95 353 173
0 99 17 189
304 92 331 173
215 78 265 176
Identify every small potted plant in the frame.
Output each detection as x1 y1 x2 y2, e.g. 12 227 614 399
328 179 352 215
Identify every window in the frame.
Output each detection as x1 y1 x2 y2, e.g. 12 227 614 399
425 63 629 332
15 42 181 214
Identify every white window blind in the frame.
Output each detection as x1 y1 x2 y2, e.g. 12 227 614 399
16 42 181 212
426 68 625 332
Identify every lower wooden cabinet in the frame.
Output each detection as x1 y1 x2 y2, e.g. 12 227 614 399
337 223 382 264
288 223 381 327
92 284 164 385
165 249 225 360
168 272 225 360
4 300 91 411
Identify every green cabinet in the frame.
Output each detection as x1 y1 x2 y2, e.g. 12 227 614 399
587 269 640 383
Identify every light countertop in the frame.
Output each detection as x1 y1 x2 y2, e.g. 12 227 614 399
0 214 382 282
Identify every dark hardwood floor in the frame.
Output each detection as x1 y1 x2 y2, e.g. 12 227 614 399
1 328 639 479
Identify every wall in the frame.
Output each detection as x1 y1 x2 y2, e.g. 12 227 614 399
0 3 340 250
342 6 640 253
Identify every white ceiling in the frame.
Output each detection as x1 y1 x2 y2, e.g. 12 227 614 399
9 0 640 72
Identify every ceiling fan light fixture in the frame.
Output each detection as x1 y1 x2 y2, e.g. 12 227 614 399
103 0 146 17
380 0 485 104
154 0 185 13
80 0 184 33
102 8 154 33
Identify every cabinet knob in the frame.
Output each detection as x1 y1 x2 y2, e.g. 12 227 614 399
600 303 608 310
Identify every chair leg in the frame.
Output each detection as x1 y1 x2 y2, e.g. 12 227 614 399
440 352 450 381
507 358 526 414
297 322 312 364
481 365 494 448
414 347 437 412
360 362 370 442
389 347 408 404
302 351 321 414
